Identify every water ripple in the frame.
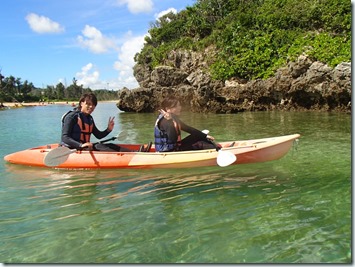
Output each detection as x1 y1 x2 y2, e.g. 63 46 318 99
1 160 351 263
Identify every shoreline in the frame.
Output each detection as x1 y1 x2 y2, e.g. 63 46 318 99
1 100 118 109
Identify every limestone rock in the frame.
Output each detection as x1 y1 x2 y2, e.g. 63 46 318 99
117 51 351 113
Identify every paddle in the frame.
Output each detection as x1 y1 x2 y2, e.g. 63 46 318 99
43 131 128 167
202 129 237 167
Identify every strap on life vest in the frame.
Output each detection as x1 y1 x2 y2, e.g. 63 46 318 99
77 113 93 143
61 110 74 123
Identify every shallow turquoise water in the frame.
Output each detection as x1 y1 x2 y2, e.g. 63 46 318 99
0 103 351 263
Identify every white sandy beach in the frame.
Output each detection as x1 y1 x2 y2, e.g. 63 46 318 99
1 100 118 108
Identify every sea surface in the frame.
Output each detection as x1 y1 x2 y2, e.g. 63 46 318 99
0 102 351 263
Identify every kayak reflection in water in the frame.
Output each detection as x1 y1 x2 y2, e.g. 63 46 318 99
154 96 220 152
60 93 132 152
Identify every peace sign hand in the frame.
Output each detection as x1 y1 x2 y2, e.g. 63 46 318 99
107 116 115 132
159 109 172 120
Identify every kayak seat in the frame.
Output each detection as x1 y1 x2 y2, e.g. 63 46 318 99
145 141 152 152
139 142 152 152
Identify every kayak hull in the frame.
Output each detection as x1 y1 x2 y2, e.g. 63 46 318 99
4 134 300 169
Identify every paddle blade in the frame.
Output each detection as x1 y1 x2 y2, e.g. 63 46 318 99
217 151 237 167
44 147 76 167
117 130 128 141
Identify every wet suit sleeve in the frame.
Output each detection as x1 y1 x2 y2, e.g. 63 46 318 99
92 122 111 140
165 114 207 140
61 113 82 149
159 115 208 142
178 118 207 140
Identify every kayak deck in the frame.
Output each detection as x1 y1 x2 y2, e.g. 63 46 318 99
4 134 300 169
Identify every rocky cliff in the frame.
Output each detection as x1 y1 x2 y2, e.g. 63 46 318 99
117 49 351 113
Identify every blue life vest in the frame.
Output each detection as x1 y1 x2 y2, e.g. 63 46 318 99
154 114 181 152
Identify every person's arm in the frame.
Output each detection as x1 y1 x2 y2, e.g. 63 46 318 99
61 114 82 149
178 117 215 141
179 120 207 139
92 121 111 140
92 125 111 139
161 113 215 141
159 118 179 142
92 116 114 139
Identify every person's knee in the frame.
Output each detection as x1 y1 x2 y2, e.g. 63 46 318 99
192 141 215 150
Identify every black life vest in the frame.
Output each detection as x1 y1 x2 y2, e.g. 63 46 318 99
62 110 93 143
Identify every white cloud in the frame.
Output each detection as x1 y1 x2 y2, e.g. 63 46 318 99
73 32 144 90
113 32 145 88
77 25 117 54
25 13 65 34
116 0 153 14
75 63 101 88
155 8 177 20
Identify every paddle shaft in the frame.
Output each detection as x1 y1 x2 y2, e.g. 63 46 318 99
64 135 119 153
209 140 221 152
44 131 126 167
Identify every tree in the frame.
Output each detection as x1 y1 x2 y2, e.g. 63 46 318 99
56 82 65 100
21 80 34 97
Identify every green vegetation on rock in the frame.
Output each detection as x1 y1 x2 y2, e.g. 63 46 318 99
135 0 351 81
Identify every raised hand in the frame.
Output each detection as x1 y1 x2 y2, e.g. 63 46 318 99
159 109 171 120
107 116 115 132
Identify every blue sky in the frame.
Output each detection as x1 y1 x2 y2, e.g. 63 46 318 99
1 0 196 90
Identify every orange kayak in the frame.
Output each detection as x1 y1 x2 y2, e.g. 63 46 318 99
4 134 300 169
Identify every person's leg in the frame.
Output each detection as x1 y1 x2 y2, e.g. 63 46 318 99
179 135 199 150
180 135 216 151
191 140 216 150
94 143 132 152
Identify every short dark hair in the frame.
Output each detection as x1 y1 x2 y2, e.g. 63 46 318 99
161 96 180 111
78 93 98 107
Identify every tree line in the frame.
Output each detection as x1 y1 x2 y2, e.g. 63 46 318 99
0 73 119 104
